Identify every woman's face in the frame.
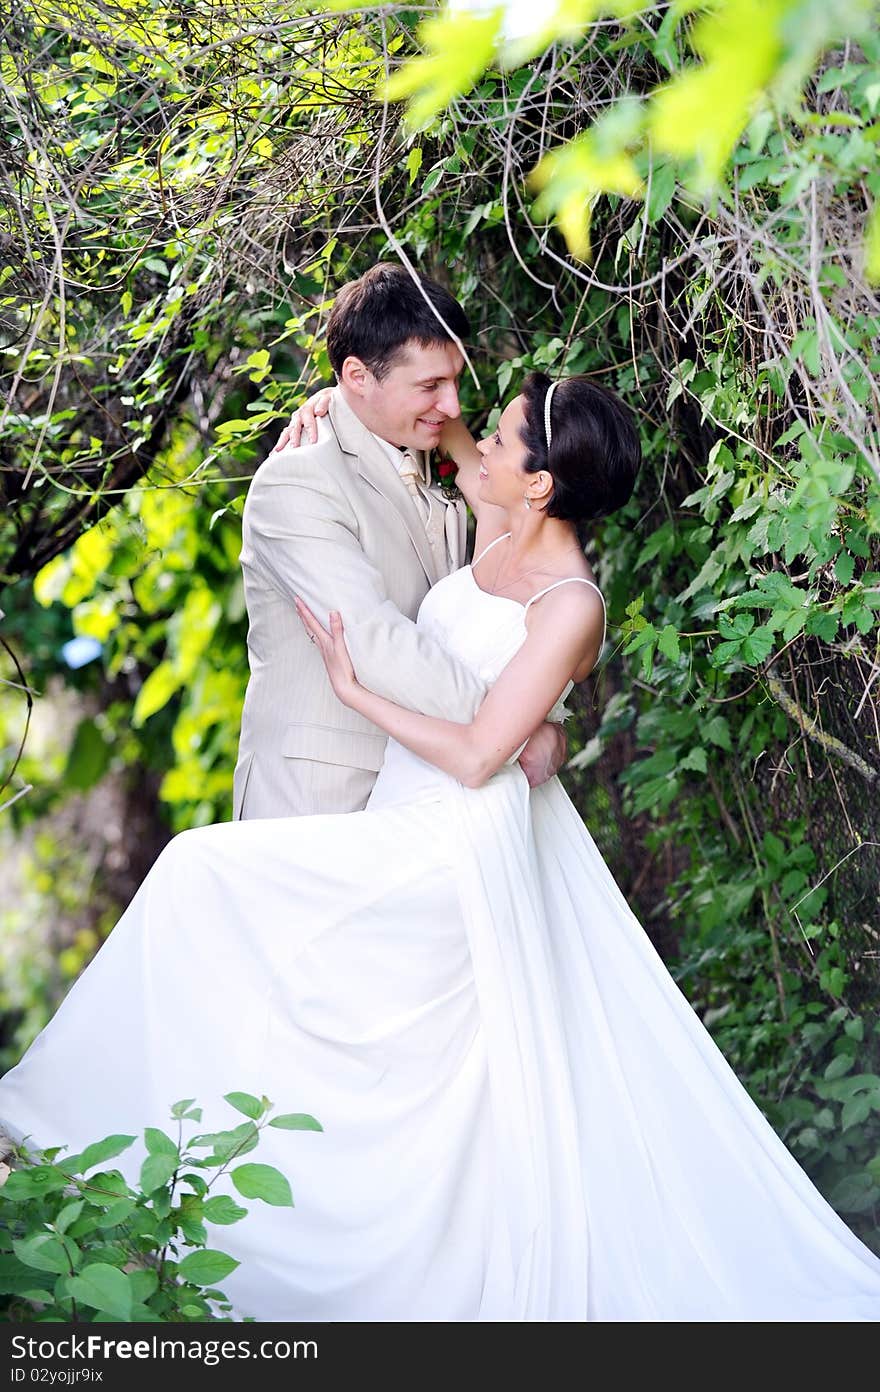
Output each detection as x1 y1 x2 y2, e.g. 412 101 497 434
476 394 534 507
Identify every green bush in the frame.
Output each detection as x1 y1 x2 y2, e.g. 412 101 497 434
0 1092 321 1322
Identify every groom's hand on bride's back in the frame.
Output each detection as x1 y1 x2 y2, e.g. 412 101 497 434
274 389 333 452
518 722 568 789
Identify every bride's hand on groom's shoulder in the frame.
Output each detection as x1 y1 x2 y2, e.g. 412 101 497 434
274 388 333 452
293 599 359 706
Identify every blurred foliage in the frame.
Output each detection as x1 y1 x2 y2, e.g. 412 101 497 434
391 0 880 274
1 1 879 1250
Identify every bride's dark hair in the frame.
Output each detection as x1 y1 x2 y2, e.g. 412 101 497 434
520 372 641 525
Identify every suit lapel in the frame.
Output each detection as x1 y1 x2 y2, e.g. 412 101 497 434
329 391 439 585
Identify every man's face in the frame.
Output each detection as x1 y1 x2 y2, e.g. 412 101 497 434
343 339 464 451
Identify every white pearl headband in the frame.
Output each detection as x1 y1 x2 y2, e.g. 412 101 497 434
544 380 559 450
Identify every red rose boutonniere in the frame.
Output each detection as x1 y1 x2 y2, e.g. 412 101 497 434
431 451 461 500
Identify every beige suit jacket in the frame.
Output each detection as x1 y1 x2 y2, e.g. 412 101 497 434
233 389 486 818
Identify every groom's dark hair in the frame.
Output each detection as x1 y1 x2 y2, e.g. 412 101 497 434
327 263 470 381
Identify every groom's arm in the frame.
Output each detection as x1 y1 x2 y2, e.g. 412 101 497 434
243 449 487 722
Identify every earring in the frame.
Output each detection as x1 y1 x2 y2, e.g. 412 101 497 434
523 495 532 510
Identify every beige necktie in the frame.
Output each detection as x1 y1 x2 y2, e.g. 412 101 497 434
398 450 429 519
399 450 448 571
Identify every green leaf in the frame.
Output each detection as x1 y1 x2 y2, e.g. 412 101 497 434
383 9 503 129
845 527 871 560
179 1214 207 1246
144 1127 179 1159
64 1134 135 1174
191 1122 260 1165
223 1091 264 1120
712 638 745 665
178 1249 240 1286
231 1163 294 1208
824 1053 855 1081
763 830 785 863
80 1169 129 1203
203 1195 249 1225
0 1166 69 1200
405 146 423 184
97 1197 137 1229
865 199 880 285
64 718 111 791
532 119 644 260
623 622 657 655
646 160 677 223
781 608 808 642
129 1268 159 1303
834 550 855 585
720 613 754 639
827 1172 879 1214
181 1172 208 1198
268 1113 324 1132
246 349 271 384
841 1096 871 1132
13 1235 72 1276
133 661 182 727
806 610 839 642
66 1263 132 1319
215 415 273 438
0 1254 54 1296
55 1200 86 1234
703 715 732 751
678 555 724 604
740 626 774 664
821 966 847 998
680 747 708 775
139 1152 177 1194
656 625 681 661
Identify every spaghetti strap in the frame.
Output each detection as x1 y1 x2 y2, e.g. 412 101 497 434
523 578 607 647
471 531 511 569
523 577 604 611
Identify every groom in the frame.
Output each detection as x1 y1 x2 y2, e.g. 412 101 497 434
233 263 565 819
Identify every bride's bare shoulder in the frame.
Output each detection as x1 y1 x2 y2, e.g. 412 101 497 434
528 576 603 618
524 577 605 672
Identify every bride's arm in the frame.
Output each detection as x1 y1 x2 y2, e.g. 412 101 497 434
436 417 482 514
436 419 509 538
295 586 603 788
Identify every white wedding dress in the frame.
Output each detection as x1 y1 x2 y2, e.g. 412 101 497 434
2 537 880 1322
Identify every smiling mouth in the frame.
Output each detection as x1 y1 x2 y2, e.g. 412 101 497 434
479 465 488 479
419 418 444 429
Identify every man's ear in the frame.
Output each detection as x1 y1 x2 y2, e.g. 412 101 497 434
339 356 370 397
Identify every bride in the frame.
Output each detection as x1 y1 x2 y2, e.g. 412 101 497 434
1 373 879 1322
